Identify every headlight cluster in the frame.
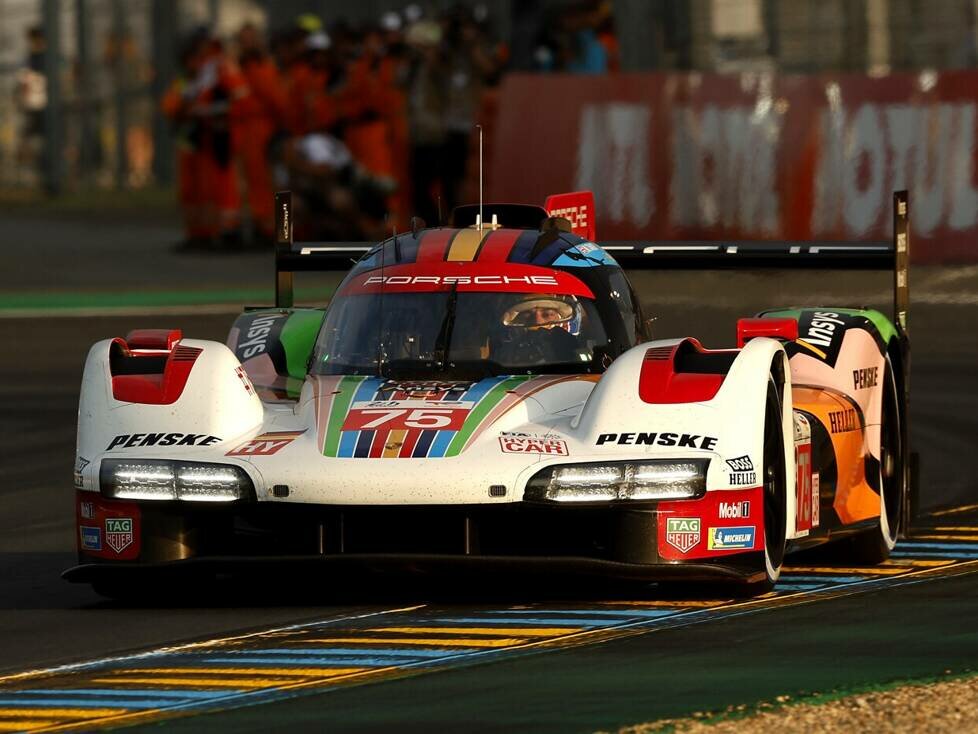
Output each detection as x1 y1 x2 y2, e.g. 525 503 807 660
525 460 708 503
100 459 254 502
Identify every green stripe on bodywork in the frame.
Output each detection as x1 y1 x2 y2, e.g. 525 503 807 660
444 375 532 457
323 376 366 457
280 310 326 379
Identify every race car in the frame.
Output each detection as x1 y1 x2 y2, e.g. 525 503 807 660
64 190 911 595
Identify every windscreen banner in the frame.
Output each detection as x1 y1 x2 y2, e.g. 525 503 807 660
489 71 978 262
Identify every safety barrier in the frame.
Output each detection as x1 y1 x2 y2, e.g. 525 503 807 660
487 71 978 262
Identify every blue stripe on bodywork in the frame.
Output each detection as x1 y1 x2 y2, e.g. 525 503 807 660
506 230 542 264
338 377 386 457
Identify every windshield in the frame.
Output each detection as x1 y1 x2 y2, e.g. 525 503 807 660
311 291 610 378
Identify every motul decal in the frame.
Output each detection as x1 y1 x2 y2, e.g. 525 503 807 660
227 430 306 457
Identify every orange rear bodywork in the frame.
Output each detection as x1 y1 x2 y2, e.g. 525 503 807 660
792 385 881 525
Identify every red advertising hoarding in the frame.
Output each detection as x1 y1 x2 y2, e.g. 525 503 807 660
488 71 978 262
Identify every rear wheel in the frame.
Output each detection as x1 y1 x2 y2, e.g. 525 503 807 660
743 375 787 595
850 356 903 564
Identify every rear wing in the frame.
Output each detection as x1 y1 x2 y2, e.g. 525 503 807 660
601 191 910 341
272 188 910 339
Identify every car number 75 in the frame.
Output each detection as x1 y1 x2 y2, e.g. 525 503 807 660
342 407 470 431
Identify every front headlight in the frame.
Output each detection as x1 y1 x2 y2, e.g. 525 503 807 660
525 459 708 503
100 459 254 502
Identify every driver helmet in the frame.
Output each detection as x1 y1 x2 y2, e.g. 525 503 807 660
501 294 582 335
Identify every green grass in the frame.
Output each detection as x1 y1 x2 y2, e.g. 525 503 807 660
0 185 177 220
635 668 978 732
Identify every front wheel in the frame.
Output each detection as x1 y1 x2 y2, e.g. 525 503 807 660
742 375 788 595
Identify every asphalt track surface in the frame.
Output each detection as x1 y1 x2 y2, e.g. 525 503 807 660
2 214 978 731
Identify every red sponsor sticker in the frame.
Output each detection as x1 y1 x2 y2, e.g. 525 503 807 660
795 441 813 533
76 493 141 560
498 435 569 456
657 487 763 560
343 407 470 432
227 430 306 457
545 190 596 240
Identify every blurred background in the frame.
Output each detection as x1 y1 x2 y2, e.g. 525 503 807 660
3 0 978 255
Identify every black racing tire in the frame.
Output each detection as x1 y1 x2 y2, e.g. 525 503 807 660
742 374 788 596
850 355 904 564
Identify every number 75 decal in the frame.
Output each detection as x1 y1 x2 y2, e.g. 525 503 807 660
342 407 471 431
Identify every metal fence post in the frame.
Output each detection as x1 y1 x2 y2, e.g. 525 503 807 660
110 0 128 189
41 0 63 195
150 0 175 186
75 0 96 182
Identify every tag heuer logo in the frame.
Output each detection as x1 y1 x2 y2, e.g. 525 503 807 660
105 517 133 554
665 517 701 553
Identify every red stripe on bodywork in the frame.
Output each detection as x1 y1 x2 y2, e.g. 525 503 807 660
416 229 456 262
369 428 391 458
340 262 594 298
477 229 524 263
638 339 726 404
398 430 422 458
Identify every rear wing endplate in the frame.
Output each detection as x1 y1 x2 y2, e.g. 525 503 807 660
273 191 373 308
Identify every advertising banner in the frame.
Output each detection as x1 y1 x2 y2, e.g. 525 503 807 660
489 71 978 262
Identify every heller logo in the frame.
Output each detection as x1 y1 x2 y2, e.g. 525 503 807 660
719 501 750 519
105 517 134 554
665 517 701 553
828 409 857 434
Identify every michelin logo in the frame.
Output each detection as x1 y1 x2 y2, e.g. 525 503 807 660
707 526 755 550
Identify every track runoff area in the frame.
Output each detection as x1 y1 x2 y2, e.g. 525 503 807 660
0 507 973 732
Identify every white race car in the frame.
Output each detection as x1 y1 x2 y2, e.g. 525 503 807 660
65 191 911 596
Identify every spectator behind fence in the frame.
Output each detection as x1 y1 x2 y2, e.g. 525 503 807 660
14 27 48 189
160 4 618 250
162 30 246 249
